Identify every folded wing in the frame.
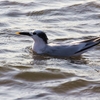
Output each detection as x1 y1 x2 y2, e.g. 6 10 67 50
74 37 100 56
47 37 100 57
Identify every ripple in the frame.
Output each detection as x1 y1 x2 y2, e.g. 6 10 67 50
91 86 100 93
67 1 100 14
5 10 24 17
0 22 8 27
0 1 26 6
50 78 100 94
14 71 75 81
25 1 100 23
0 0 100 99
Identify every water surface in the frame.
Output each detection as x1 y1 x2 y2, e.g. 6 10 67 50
0 0 100 100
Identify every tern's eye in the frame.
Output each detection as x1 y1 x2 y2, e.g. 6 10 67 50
33 32 36 35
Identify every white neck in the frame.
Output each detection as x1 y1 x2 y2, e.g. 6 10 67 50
32 40 47 54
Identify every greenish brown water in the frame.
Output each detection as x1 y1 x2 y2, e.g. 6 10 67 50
0 0 100 100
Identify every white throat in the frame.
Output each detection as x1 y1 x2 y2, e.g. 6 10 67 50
32 40 47 54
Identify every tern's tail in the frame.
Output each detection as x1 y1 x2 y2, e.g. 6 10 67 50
75 37 100 55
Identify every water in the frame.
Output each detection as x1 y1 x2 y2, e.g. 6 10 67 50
0 0 100 100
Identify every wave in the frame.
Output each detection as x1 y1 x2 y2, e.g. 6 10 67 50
26 1 100 16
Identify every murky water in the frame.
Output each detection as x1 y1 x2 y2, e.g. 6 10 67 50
0 0 100 100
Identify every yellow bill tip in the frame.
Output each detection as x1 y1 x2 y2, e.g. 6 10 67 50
16 32 20 35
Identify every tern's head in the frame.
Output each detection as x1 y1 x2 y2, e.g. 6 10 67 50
16 30 48 44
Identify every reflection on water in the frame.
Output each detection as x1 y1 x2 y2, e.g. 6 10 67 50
0 0 100 100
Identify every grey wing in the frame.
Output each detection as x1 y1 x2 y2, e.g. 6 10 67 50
46 37 100 57
46 43 86 57
74 37 100 55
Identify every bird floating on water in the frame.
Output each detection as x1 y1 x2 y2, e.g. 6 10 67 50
16 30 100 57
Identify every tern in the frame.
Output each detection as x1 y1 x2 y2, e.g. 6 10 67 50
16 30 100 57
